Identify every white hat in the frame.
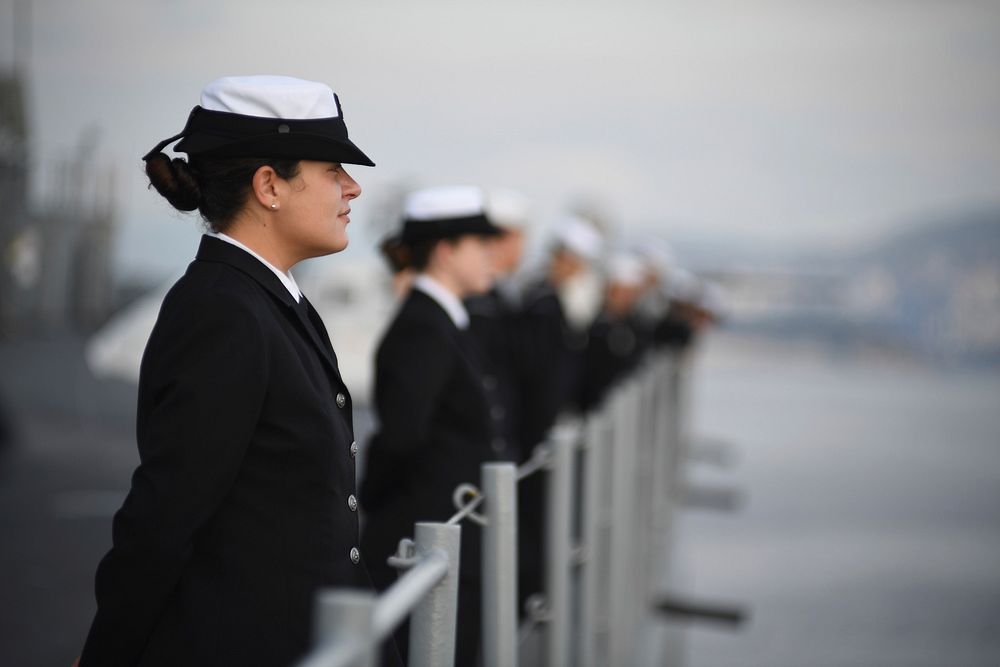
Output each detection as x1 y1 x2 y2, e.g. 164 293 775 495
146 75 374 166
606 252 647 287
486 188 530 229
666 267 700 301
200 75 342 119
552 214 603 262
405 186 485 221
698 281 728 318
401 186 503 244
633 237 676 276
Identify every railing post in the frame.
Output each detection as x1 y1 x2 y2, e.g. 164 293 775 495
545 422 577 667
578 414 610 667
652 353 679 570
635 364 659 595
607 380 642 666
311 590 377 667
633 356 685 667
659 352 690 667
482 462 519 667
409 522 461 667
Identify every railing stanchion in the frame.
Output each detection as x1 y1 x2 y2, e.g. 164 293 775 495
482 462 519 667
298 347 745 667
545 424 577 667
608 381 641 666
578 414 608 667
409 522 461 667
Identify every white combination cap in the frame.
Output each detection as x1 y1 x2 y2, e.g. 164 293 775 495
200 75 341 119
486 188 530 229
666 267 700 301
552 214 603 262
634 236 676 276
405 186 486 221
698 281 728 318
149 74 374 166
401 186 503 244
606 252 647 287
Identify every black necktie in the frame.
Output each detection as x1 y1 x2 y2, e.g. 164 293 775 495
295 294 310 317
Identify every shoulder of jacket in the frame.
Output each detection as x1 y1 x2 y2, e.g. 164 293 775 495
160 264 269 325
377 298 456 357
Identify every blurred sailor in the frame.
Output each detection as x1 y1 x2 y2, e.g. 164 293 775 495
377 231 415 298
465 188 532 463
516 213 603 612
360 186 506 665
578 251 654 412
653 267 702 351
518 213 604 446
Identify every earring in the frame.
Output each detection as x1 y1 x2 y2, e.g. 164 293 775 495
270 202 278 210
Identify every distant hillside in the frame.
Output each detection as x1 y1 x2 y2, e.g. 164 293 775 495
837 209 1000 365
857 209 1000 267
718 208 1000 368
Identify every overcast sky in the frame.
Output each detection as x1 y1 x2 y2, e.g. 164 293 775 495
5 0 1000 280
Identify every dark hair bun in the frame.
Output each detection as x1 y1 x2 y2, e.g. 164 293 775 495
379 235 412 272
145 152 201 212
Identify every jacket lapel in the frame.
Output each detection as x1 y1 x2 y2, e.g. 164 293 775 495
296 295 345 385
195 236 345 387
411 289 490 394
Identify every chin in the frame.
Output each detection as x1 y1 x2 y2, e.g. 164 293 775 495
328 235 350 254
307 238 348 259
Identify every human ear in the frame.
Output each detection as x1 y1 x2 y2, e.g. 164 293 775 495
250 165 280 210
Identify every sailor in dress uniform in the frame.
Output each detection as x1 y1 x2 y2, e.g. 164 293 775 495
515 213 604 612
465 188 533 465
360 186 507 665
578 251 654 412
77 75 377 667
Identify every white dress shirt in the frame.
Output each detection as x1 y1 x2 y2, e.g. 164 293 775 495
209 232 303 303
412 274 469 329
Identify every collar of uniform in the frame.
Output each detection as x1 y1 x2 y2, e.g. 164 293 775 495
209 232 302 302
413 274 470 329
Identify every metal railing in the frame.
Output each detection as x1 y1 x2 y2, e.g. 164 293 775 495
298 521 460 667
297 462 520 667
298 350 746 667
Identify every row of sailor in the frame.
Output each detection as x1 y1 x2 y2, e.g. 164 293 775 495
75 74 723 667
361 184 723 664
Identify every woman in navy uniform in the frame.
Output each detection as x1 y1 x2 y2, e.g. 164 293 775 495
361 186 506 665
465 189 532 465
77 76 376 667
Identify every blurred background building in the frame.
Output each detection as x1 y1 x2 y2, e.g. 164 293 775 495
1 65 115 338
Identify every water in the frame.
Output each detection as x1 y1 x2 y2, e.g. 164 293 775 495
677 333 1000 667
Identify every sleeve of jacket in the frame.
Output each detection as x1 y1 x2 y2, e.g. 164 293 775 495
515 291 571 449
80 285 268 667
373 320 455 458
361 320 456 511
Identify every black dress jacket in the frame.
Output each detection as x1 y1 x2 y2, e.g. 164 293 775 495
360 288 503 585
578 311 653 412
466 286 527 463
80 236 368 667
517 280 587 450
361 287 505 665
513 280 588 610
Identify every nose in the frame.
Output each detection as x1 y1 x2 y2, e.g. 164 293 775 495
341 168 362 200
